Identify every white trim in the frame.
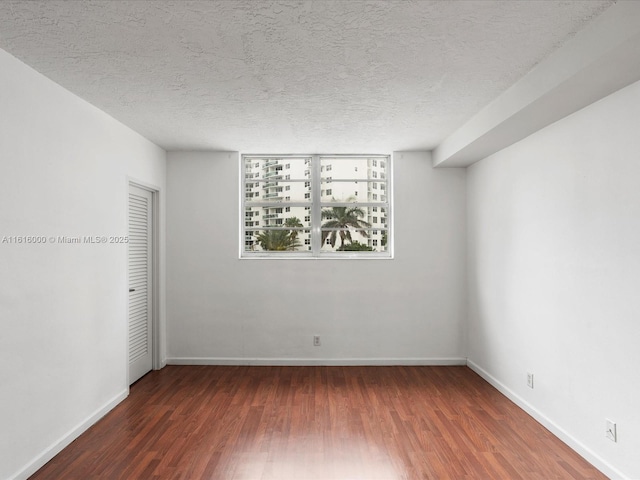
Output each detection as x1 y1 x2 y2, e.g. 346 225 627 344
311 154 321 255
151 188 161 371
9 389 128 480
467 360 628 480
166 357 467 366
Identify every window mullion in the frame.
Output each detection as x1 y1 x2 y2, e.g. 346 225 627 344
240 157 247 256
311 155 322 255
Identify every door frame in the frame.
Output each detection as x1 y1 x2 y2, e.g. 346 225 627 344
127 179 162 385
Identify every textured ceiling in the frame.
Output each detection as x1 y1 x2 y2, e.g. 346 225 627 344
0 0 614 153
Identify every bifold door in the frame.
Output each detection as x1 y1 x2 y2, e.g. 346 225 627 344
128 185 153 384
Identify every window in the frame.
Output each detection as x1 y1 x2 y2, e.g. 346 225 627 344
241 155 392 257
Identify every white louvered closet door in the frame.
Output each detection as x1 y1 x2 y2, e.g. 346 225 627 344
128 185 153 384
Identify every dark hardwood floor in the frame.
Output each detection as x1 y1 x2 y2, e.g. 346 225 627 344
30 366 607 479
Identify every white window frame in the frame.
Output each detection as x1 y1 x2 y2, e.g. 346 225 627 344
240 154 393 259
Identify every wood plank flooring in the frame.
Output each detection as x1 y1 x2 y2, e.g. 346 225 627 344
30 366 607 479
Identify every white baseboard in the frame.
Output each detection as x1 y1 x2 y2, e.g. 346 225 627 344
9 389 128 480
467 360 627 480
166 357 468 366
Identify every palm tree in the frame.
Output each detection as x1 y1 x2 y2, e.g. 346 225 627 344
256 229 300 251
257 217 304 251
284 217 303 244
321 200 371 248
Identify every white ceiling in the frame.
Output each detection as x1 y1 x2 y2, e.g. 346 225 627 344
0 0 614 153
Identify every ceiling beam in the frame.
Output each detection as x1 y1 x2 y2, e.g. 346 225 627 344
433 1 640 168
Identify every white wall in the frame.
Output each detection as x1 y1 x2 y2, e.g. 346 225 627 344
166 151 466 364
467 79 640 479
0 49 166 480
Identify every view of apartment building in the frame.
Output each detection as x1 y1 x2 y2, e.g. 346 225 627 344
243 155 389 253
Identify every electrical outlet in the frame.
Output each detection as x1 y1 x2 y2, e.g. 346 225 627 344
606 419 617 442
313 335 321 346
527 372 534 389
